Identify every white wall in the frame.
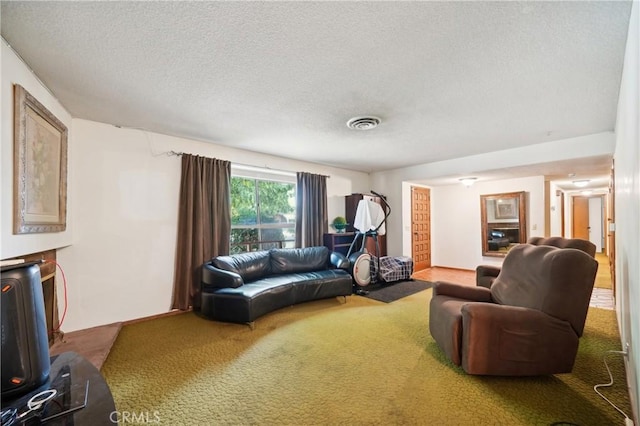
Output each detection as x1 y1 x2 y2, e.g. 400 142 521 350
549 182 563 237
429 176 544 270
1 42 74 259
563 194 573 237
613 0 639 420
56 119 370 331
0 37 365 333
370 133 612 261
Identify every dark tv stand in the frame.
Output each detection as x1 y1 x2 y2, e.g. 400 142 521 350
2 351 116 425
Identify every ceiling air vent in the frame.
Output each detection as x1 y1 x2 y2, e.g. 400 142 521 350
346 116 381 130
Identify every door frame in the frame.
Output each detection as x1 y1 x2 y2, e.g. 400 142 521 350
410 186 431 271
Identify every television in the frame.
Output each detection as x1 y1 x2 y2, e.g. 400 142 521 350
1 262 51 400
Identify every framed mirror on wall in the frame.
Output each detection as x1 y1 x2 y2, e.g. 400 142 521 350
480 191 527 257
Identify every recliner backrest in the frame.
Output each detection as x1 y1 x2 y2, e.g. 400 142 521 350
491 244 598 336
527 236 596 257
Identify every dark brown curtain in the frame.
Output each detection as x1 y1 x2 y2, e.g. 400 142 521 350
172 154 231 311
295 172 327 247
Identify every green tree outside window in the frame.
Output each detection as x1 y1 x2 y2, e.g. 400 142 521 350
230 177 295 253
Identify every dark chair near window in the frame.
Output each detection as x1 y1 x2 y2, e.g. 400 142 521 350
476 236 597 288
429 244 598 376
487 230 510 251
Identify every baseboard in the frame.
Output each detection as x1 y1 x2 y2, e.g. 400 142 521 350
122 308 190 326
429 265 475 273
623 355 639 426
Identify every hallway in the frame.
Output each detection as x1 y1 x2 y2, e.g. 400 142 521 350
591 252 614 310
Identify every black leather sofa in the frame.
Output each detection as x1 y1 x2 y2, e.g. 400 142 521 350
201 246 352 326
488 230 510 250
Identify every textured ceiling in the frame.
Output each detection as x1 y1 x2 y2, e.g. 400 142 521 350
0 1 632 182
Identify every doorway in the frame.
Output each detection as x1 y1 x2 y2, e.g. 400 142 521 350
411 186 431 271
572 195 604 253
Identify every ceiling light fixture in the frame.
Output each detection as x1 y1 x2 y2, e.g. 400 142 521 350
573 180 590 188
346 116 381 130
459 177 477 187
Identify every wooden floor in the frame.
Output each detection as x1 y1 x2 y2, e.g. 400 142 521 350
50 322 122 370
412 266 476 285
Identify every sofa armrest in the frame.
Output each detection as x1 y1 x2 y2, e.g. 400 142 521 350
432 281 492 302
475 265 501 288
202 263 244 290
330 251 350 270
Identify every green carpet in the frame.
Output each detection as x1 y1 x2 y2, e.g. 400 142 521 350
102 289 631 425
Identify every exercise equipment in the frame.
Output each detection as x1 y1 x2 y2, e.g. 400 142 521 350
346 191 390 291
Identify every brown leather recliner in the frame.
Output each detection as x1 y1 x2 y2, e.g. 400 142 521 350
429 244 598 376
476 236 596 288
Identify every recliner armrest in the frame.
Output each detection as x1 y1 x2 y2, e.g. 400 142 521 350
432 281 492 302
202 263 244 290
476 265 501 277
475 265 501 288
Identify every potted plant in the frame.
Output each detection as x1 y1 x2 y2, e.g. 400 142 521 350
332 216 347 233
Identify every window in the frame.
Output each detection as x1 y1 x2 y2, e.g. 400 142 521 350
230 173 296 254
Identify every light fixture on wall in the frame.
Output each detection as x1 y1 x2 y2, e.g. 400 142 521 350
581 190 593 196
459 177 477 187
573 179 590 188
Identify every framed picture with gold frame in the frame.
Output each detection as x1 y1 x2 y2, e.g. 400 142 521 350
13 84 68 234
495 197 518 220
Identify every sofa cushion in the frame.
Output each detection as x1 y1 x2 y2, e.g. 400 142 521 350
203 280 295 323
288 270 353 303
202 269 352 323
212 251 271 282
269 247 329 274
201 246 353 325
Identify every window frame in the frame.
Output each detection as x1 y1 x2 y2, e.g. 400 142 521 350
230 168 296 253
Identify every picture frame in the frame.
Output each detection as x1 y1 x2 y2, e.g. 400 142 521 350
13 84 68 234
495 198 518 220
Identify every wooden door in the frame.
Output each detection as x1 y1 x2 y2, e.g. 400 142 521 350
411 186 431 271
573 196 590 239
